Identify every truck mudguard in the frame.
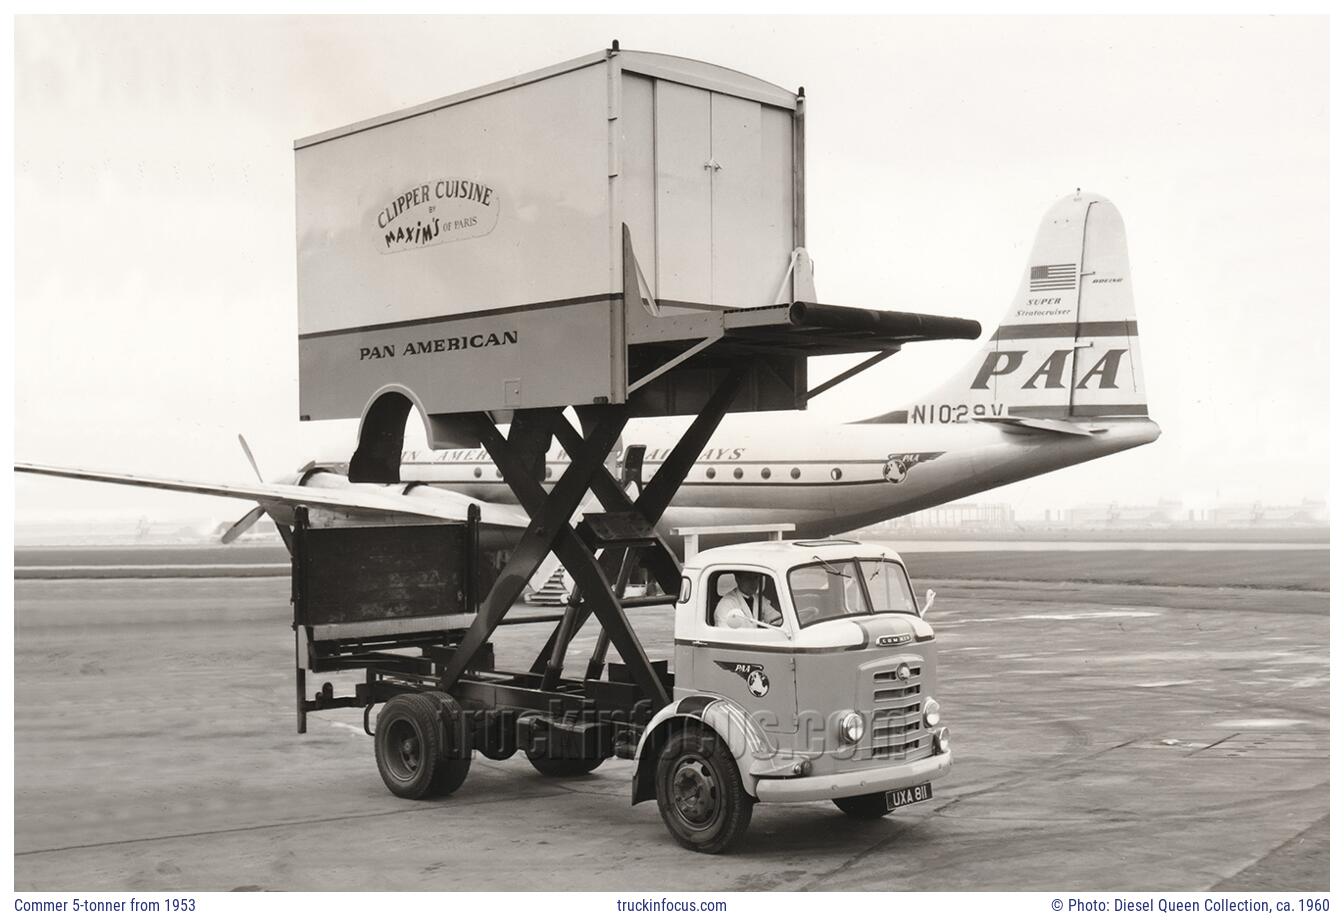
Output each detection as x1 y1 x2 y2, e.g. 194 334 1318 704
631 694 785 804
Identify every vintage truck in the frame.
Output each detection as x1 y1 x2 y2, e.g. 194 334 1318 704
344 531 951 853
629 538 951 851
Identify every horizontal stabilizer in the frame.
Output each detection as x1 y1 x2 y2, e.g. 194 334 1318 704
975 416 1096 437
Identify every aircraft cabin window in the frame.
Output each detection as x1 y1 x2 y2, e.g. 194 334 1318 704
473 467 482 478
790 468 801 480
830 468 843 481
706 467 716 479
733 468 743 480
761 468 771 479
493 468 502 479
545 466 553 480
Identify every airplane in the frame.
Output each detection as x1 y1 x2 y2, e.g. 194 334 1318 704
18 191 1159 564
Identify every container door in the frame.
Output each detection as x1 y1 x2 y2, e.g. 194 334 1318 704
653 81 713 306
650 84 795 309
708 96 794 307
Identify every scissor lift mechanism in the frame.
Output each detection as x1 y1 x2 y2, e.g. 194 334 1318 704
291 302 980 773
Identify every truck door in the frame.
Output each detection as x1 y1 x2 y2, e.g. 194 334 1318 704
687 567 798 734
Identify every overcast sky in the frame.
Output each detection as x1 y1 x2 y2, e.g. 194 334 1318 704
13 15 1328 523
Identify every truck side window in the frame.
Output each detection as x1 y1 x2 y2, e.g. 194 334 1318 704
709 570 784 629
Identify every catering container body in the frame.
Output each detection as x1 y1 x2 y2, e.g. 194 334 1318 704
295 49 804 422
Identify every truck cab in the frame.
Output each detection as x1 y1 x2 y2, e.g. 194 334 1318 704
632 538 953 852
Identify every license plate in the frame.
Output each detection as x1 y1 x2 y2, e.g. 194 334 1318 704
885 782 933 809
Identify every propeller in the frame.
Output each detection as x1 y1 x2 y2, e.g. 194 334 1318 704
238 433 263 482
220 434 294 555
221 505 266 544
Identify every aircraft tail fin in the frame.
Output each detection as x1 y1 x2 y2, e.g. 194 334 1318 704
861 191 1148 425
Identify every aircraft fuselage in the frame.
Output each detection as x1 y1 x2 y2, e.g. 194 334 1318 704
373 415 1161 541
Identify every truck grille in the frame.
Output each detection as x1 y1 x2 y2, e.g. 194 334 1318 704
869 665 930 760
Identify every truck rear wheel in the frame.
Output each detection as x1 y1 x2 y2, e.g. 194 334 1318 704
833 792 894 819
655 726 753 853
423 691 473 796
374 693 471 799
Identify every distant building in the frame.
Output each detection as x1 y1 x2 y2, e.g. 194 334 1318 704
885 503 1016 529
1064 499 1182 526
1209 500 1328 526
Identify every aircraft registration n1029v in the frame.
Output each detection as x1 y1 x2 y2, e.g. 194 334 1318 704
18 191 1158 554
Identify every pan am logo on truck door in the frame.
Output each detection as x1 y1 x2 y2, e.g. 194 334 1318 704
715 661 770 697
375 178 501 253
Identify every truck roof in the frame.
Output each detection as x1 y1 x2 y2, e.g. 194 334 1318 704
683 539 906 572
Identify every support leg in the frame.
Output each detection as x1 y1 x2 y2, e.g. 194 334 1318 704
584 549 637 680
296 669 307 736
538 369 750 672
437 407 628 691
540 595 580 689
550 530 669 708
466 409 670 707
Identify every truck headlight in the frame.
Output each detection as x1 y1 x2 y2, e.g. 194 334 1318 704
923 697 941 728
933 727 951 755
839 711 864 744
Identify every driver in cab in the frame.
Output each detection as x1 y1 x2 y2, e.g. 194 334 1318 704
714 572 784 629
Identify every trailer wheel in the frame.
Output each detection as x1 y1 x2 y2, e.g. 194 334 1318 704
525 747 605 777
654 726 753 854
832 792 894 819
374 694 446 799
423 691 473 796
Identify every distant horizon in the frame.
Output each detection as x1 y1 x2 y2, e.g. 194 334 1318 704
12 499 1329 532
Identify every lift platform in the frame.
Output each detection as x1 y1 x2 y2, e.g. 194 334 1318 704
292 299 977 759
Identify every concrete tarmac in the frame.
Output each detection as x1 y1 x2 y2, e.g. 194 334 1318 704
13 572 1328 891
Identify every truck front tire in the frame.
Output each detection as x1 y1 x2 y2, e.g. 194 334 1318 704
833 792 894 819
654 726 753 853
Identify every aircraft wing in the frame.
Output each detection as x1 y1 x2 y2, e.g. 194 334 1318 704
14 462 531 529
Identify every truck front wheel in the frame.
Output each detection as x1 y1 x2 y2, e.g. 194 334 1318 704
655 726 753 853
833 792 894 819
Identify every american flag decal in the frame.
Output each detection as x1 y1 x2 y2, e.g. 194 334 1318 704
1029 263 1077 291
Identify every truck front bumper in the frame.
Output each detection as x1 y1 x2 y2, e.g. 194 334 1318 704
753 751 953 804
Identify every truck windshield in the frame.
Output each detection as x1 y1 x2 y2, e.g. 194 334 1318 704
858 558 918 615
788 558 917 628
